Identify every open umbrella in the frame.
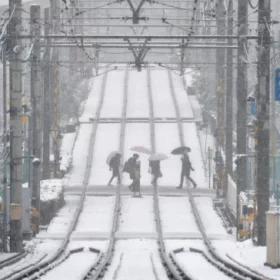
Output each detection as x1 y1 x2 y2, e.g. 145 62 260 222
171 146 191 155
106 151 121 165
130 146 152 155
149 153 168 161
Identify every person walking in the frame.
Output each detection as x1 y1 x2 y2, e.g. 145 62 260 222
107 153 121 186
177 149 197 189
125 153 141 197
149 160 162 186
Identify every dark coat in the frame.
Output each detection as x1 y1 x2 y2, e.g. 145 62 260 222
109 155 121 176
149 160 162 178
181 154 194 175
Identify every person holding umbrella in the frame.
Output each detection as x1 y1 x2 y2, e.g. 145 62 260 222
172 146 197 189
107 152 121 186
124 153 142 197
148 153 167 186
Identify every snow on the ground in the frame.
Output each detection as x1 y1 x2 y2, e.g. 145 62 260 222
63 124 93 186
60 132 76 173
79 76 103 122
150 69 176 118
40 249 98 280
127 69 149 118
194 197 229 237
100 70 124 118
119 196 155 233
40 179 63 202
175 249 233 280
74 196 115 233
40 195 79 235
155 123 181 186
159 196 199 234
122 123 151 186
103 240 169 280
171 72 194 119
213 239 280 279
89 124 121 185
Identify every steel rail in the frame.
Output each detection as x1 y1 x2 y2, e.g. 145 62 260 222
147 67 192 280
0 252 28 270
1 71 110 280
84 66 129 280
167 70 275 280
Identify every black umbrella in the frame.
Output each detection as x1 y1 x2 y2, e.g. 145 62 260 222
171 146 191 155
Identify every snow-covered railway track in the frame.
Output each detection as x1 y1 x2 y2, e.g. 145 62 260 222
0 253 27 271
81 67 129 280
0 71 112 280
167 70 273 280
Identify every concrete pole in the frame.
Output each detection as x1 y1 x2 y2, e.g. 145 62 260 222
9 0 23 252
225 0 233 182
42 8 51 179
2 41 8 252
30 5 41 233
215 0 226 197
256 0 271 246
50 0 60 177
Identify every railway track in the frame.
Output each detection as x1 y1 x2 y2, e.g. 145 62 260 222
0 71 111 280
82 67 129 280
167 69 274 280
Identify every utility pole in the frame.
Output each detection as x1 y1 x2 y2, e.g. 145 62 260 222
42 8 51 179
50 0 60 177
30 5 41 233
2 34 8 252
225 0 233 196
236 0 248 239
225 0 233 183
215 0 226 196
8 0 23 252
256 0 271 246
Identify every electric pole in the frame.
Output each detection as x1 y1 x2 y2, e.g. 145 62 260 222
225 0 233 182
50 0 61 177
215 0 226 196
236 0 248 239
256 0 271 246
8 0 23 252
30 5 41 233
42 8 51 179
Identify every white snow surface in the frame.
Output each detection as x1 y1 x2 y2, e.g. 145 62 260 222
40 249 98 280
60 132 76 172
119 196 155 233
171 72 194 119
40 179 63 202
150 69 176 118
74 196 115 233
102 240 169 280
127 69 149 118
40 196 79 235
63 124 92 186
79 76 103 122
159 196 199 235
195 197 229 238
100 70 124 118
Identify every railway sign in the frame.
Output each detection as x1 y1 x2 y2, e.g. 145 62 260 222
275 68 280 101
